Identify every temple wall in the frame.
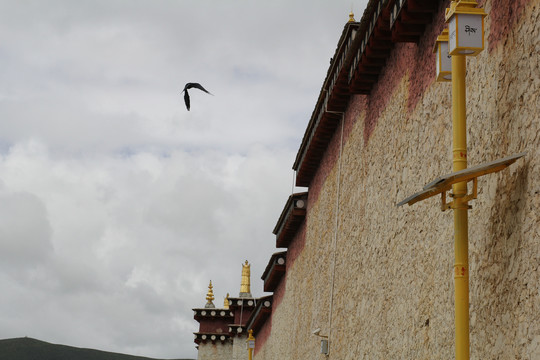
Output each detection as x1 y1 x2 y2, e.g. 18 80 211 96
254 0 540 359
231 335 250 360
196 341 232 360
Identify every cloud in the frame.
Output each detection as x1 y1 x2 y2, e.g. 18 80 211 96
0 0 367 358
0 137 294 357
0 190 53 270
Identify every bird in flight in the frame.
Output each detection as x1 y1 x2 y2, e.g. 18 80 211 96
182 83 212 111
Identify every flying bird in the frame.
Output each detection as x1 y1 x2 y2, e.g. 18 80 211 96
182 82 212 111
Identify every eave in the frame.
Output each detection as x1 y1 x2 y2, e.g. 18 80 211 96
193 308 234 322
227 297 257 309
261 251 287 292
348 0 393 95
390 0 439 42
194 333 231 345
245 295 273 335
228 324 248 337
293 21 361 187
273 192 308 248
294 0 441 187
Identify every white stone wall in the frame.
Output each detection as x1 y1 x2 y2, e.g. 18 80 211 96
197 341 232 360
231 334 250 360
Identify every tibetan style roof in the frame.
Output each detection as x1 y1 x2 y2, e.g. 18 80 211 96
193 332 231 345
293 0 440 187
390 0 439 42
273 192 308 248
245 295 273 335
193 307 234 321
227 296 257 309
293 20 360 186
261 251 287 292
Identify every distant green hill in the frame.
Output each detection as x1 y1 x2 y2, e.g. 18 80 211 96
0 337 194 360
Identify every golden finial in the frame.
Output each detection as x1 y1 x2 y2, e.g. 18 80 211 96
348 8 355 22
240 260 252 297
224 293 230 309
205 280 215 308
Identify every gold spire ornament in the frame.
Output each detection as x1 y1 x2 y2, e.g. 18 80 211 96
205 280 215 308
224 293 230 309
239 260 252 297
349 9 355 22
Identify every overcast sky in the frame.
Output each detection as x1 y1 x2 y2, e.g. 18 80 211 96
0 1 368 358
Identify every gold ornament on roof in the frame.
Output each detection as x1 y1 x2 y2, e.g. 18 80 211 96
349 10 355 22
224 293 230 309
205 280 215 308
240 260 252 297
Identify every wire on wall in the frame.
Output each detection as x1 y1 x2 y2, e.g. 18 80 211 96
327 111 345 356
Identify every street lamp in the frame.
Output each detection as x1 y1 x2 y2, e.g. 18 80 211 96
433 28 452 82
246 329 255 360
401 2 526 360
446 1 485 359
446 0 487 56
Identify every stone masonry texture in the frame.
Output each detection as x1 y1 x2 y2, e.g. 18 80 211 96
197 341 232 360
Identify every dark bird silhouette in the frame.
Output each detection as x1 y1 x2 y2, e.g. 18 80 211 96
182 83 212 111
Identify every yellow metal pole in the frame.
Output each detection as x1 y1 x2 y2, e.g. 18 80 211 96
451 53 469 360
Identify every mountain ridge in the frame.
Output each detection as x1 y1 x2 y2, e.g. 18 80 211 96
0 337 194 360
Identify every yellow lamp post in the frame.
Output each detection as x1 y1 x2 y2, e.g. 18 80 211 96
445 1 486 359
247 329 255 360
451 51 470 360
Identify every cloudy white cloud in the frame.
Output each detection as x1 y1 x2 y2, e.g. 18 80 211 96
0 0 368 358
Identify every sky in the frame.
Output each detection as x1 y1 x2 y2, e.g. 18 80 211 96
0 0 368 358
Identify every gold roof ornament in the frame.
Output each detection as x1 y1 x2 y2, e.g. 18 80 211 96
224 293 230 309
239 260 252 297
205 280 215 308
348 10 355 22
